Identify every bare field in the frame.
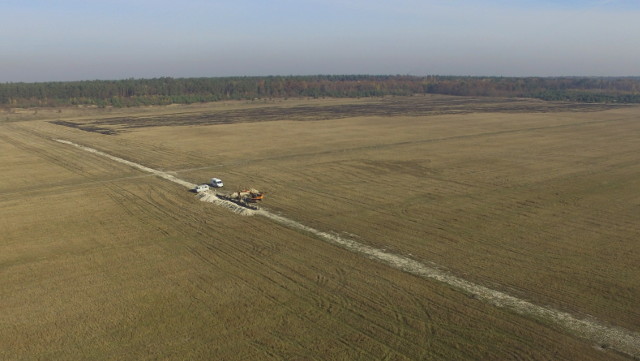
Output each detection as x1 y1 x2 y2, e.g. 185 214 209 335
1 95 638 360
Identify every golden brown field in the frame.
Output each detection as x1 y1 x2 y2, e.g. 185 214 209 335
1 95 638 360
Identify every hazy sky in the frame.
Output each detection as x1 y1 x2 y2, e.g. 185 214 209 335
1 0 639 82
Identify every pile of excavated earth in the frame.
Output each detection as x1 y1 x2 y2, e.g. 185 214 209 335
196 191 256 215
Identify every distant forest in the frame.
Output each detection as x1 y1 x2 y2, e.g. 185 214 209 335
2 75 640 108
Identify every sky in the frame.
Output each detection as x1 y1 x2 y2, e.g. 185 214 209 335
1 0 639 82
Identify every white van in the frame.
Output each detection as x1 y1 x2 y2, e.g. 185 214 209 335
194 184 210 193
210 178 224 188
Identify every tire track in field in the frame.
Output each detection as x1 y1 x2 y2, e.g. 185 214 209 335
128 190 407 359
0 131 86 175
55 139 197 189
173 115 640 172
137 184 430 359
54 138 640 358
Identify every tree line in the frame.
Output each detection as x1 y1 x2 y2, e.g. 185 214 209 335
1 75 639 108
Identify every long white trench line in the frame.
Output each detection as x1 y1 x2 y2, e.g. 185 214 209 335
56 139 640 357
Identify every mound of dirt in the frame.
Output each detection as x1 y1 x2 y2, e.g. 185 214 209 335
196 191 255 216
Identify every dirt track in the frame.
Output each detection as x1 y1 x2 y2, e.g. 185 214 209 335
55 138 640 358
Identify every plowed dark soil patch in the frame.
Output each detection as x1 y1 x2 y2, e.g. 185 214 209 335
50 120 117 135
49 96 622 134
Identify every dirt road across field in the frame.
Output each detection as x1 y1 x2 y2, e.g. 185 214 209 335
55 138 640 358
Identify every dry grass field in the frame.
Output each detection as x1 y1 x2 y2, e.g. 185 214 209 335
1 95 638 360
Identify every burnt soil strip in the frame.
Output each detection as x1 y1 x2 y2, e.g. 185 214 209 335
50 120 117 135
50 97 623 134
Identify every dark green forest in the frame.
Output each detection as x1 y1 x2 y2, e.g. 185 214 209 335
2 75 639 108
